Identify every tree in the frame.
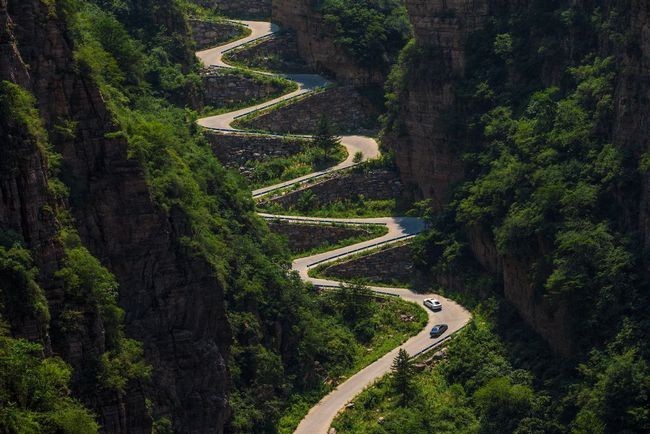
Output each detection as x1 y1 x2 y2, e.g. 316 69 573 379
391 348 414 404
337 282 373 322
0 329 99 434
313 116 341 152
473 377 534 434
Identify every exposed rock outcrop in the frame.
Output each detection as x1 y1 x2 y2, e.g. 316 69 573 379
0 0 151 430
385 0 489 211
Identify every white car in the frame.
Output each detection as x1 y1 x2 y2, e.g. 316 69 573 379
423 298 442 312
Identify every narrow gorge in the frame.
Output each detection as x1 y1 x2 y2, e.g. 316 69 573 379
0 1 647 434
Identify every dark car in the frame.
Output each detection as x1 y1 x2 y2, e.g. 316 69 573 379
429 324 448 338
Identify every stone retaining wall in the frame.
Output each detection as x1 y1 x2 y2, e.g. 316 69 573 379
202 67 286 107
321 244 414 285
205 131 306 168
224 32 310 73
189 19 245 50
241 85 379 134
268 221 379 254
190 0 271 18
261 168 403 208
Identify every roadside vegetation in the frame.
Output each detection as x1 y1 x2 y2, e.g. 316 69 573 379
276 284 427 433
256 157 413 219
333 300 649 434
244 116 346 188
247 143 347 190
331 310 544 434
259 196 401 219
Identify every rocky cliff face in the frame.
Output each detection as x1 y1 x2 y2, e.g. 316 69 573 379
0 34 58 352
610 0 650 257
385 0 490 211
391 0 649 356
271 0 385 84
1 1 231 431
0 0 151 430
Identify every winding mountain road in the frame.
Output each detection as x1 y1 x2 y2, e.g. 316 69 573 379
196 20 470 434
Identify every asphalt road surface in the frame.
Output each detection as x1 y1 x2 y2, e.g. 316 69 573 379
196 20 471 434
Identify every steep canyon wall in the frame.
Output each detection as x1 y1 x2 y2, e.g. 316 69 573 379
389 0 649 356
0 1 231 431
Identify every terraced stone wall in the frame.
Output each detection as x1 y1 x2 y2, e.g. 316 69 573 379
261 169 403 208
202 67 286 107
224 32 309 73
242 86 380 134
268 221 379 253
321 244 414 285
205 131 305 168
189 19 243 49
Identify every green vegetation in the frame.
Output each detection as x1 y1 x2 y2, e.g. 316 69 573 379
379 2 649 432
0 328 99 434
332 310 545 434
0 243 98 434
276 285 427 433
261 196 400 218
56 230 151 393
390 349 415 404
317 0 412 71
247 143 347 190
1 70 149 427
